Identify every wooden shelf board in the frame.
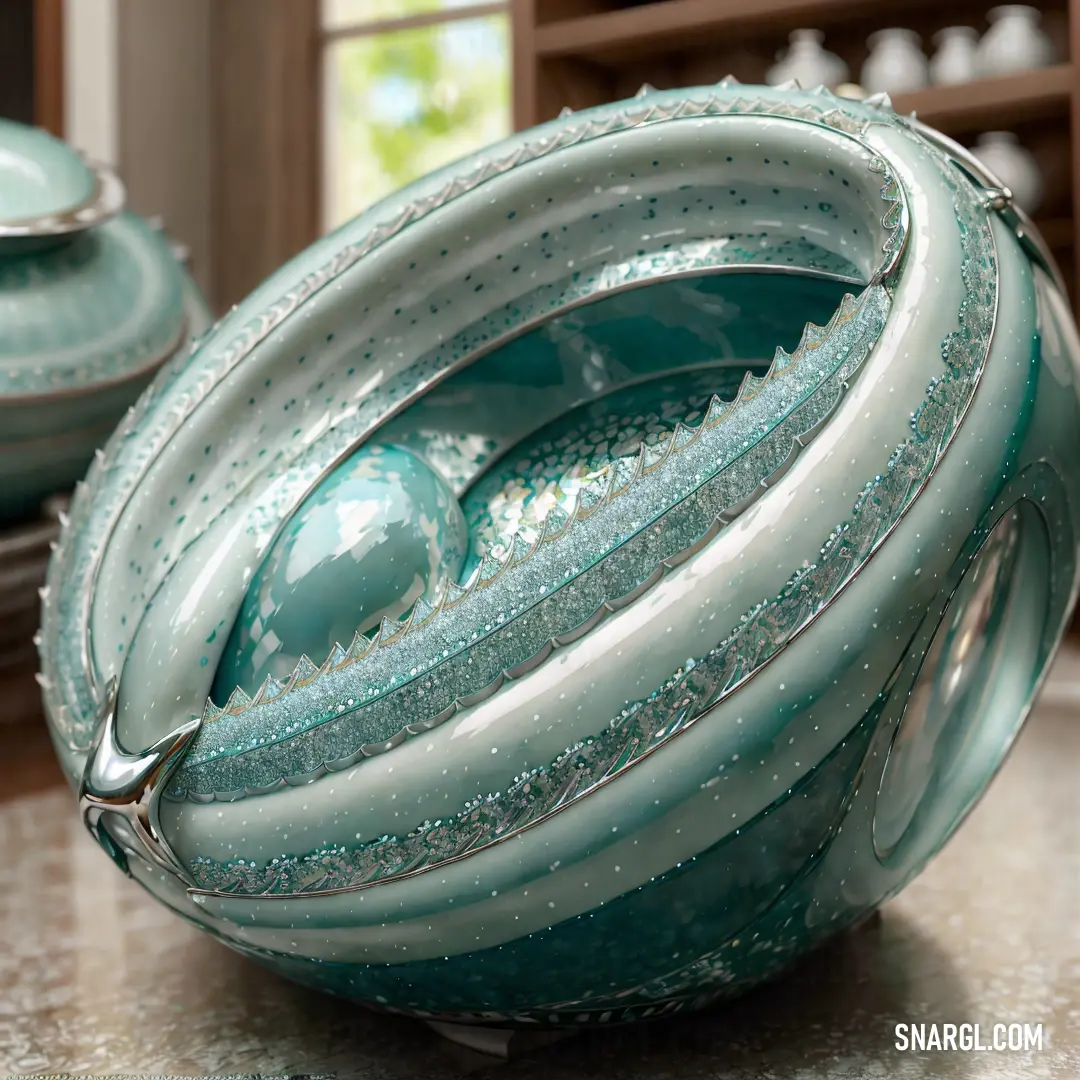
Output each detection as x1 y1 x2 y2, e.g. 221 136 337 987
535 0 941 63
893 65 1073 135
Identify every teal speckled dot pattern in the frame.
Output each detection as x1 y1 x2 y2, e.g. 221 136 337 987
212 444 468 702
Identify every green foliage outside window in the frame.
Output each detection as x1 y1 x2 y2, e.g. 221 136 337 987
325 13 511 230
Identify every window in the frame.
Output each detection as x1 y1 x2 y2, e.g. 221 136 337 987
320 0 512 233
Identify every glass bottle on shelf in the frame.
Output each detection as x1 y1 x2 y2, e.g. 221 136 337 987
861 29 929 95
929 27 979 86
975 6 1055 77
972 131 1044 213
766 29 849 89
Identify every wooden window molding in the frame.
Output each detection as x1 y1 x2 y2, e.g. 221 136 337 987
34 0 64 136
211 0 321 313
325 2 507 42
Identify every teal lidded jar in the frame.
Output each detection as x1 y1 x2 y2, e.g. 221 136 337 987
0 119 211 522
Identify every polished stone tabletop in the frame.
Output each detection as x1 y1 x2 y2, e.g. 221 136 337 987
1 650 1078 1079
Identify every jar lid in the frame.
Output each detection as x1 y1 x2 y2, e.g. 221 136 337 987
0 119 125 240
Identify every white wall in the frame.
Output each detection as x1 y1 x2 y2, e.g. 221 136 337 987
63 0 215 300
116 0 214 299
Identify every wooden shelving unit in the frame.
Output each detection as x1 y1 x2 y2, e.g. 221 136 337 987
532 0 943 63
514 0 1080 631
513 0 1080 308
892 64 1072 131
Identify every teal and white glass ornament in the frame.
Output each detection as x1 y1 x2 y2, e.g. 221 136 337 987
38 83 1080 1028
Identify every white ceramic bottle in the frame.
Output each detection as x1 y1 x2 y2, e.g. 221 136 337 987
929 27 979 86
975 6 1055 77
766 29 849 89
972 131 1044 213
861 29 929 95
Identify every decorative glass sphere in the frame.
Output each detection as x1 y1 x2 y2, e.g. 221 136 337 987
39 82 1080 1029
212 443 468 704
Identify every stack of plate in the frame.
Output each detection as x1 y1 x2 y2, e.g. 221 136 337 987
0 496 64 679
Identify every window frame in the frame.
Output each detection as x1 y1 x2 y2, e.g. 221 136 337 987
210 0 517 313
318 0 512 234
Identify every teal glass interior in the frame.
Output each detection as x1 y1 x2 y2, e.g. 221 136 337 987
211 269 856 703
384 269 857 482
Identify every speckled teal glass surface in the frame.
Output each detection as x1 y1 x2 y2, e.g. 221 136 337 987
39 84 1080 1028
173 284 889 796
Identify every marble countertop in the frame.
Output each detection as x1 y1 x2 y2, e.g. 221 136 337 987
1 652 1078 1079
